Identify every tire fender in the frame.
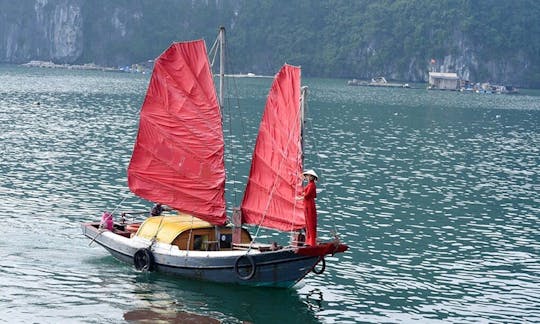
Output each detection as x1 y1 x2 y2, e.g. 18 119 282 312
133 248 154 271
234 254 256 280
312 257 326 275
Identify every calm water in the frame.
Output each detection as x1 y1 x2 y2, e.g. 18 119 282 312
1 65 539 323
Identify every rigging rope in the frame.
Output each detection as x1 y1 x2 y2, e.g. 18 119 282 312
248 97 304 250
184 216 195 261
109 193 130 218
217 32 260 223
302 100 339 236
221 38 247 210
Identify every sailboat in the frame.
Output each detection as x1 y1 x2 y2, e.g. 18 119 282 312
81 27 348 288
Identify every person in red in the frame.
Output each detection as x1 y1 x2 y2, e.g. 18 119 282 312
299 169 318 246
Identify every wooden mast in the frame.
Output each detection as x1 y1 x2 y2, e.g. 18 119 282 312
218 26 225 108
290 85 309 246
300 86 308 162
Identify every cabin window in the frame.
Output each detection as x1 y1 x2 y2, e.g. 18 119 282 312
220 234 232 248
193 235 208 250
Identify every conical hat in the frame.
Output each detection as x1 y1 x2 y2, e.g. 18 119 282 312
302 169 318 180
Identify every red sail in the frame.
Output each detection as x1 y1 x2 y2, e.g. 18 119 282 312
127 40 226 225
240 65 305 231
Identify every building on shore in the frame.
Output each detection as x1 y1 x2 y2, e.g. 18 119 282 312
428 72 460 90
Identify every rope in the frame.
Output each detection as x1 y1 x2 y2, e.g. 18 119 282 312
88 229 105 246
184 216 195 262
217 33 258 256
221 39 247 209
248 96 304 250
109 195 129 218
90 192 131 246
149 215 165 245
302 102 339 235
208 36 220 68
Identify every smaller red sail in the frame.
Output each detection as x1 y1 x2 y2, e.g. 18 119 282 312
127 40 226 225
240 65 305 231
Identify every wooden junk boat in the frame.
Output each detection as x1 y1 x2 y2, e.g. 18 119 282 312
81 28 348 288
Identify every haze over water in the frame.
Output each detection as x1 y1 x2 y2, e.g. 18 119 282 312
1 65 539 323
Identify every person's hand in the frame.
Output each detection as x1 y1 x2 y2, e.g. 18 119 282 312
295 196 303 200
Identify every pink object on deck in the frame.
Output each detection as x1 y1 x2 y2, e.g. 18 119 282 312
100 212 113 231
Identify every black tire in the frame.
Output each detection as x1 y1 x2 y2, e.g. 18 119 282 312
133 248 154 271
234 255 256 280
312 257 326 275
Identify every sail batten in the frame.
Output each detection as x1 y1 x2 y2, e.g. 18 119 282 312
240 65 305 231
128 40 226 225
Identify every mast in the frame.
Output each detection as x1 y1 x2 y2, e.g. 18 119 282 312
290 85 309 246
218 26 225 107
300 86 308 164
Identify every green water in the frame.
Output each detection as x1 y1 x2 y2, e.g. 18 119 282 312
1 65 539 323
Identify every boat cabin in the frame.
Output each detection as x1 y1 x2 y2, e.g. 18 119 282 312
129 213 252 251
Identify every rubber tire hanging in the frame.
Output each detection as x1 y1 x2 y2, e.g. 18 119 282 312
312 257 326 274
133 248 154 271
234 255 256 280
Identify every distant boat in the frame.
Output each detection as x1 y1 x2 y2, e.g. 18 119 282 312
81 27 348 288
348 76 411 88
490 84 519 94
460 82 519 94
224 72 272 78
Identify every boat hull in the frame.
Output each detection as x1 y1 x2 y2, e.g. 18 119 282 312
82 223 345 288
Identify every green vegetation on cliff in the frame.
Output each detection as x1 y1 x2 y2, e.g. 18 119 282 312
228 0 540 86
1 0 539 86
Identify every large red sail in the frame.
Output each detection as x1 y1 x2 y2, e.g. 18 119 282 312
240 65 305 231
127 40 226 225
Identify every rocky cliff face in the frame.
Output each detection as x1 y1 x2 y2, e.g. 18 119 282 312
0 0 234 67
434 52 530 86
42 0 83 62
0 1 536 87
0 0 83 63
350 32 529 86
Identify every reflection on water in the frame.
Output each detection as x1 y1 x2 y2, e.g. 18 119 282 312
125 273 320 323
124 308 220 323
0 66 539 323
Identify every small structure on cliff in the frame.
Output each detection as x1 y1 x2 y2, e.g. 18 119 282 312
428 72 460 90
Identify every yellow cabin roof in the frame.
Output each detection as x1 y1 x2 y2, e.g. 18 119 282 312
135 213 215 244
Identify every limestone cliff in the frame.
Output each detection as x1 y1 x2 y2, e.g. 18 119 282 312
0 0 537 87
0 0 83 63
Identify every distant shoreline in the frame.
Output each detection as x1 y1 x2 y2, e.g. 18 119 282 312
223 73 273 78
21 60 120 72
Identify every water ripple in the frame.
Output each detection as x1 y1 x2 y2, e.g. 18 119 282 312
1 66 539 323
